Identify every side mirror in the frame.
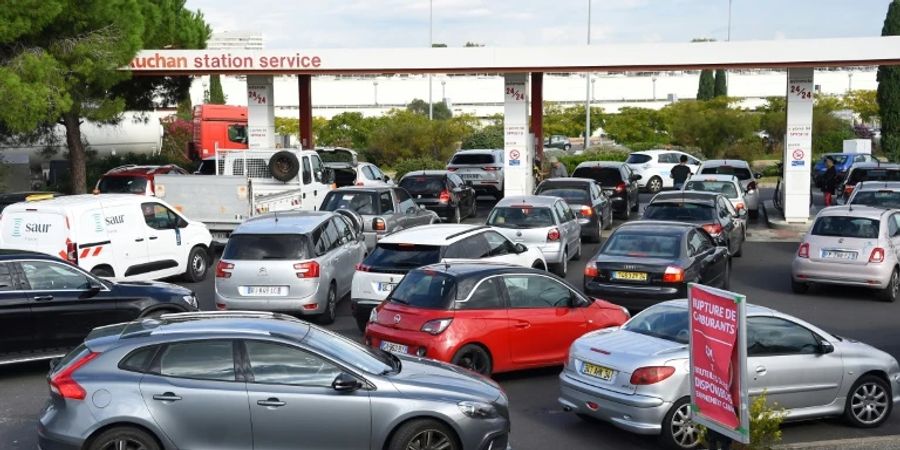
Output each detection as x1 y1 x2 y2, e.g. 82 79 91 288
631 174 642 181
88 278 104 290
332 372 363 392
406 207 417 214
754 173 763 179
818 341 835 354
384 175 391 182
514 243 527 254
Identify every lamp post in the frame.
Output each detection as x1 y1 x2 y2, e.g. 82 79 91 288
727 0 733 41
441 80 446 101
591 77 596 101
848 72 854 93
652 76 658 100
585 0 592 147
428 0 434 120
374 80 379 106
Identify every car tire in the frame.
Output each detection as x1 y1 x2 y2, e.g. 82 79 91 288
388 419 460 450
318 283 337 325
659 397 702 450
722 261 731 290
452 206 461 224
552 251 568 277
268 150 300 182
589 224 603 243
469 200 478 219
87 426 161 450
573 239 582 260
844 375 893 428
791 278 809 294
647 176 663 194
618 201 630 220
355 314 368 333
184 246 209 283
532 260 547 271
451 344 493 375
631 197 639 212
90 266 114 278
878 269 899 303
734 242 743 258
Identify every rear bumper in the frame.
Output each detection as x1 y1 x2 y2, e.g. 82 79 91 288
364 323 456 362
583 280 684 310
538 242 565 264
578 217 601 235
215 284 327 314
608 196 628 212
37 424 81 450
792 258 894 289
558 372 669 435
472 183 503 195
351 298 383 323
417 203 456 219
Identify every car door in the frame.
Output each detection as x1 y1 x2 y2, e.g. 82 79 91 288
317 218 346 289
687 230 727 287
453 278 512 369
394 188 426 227
718 197 744 254
309 154 331 209
554 201 579 255
483 230 525 266
138 202 185 279
19 259 130 351
139 340 253 450
501 274 588 366
443 233 491 262
242 339 371 450
332 216 363 295
888 213 900 263
448 173 472 211
0 262 33 354
746 316 844 410
622 166 638 205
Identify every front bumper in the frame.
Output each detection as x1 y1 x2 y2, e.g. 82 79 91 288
584 280 683 310
792 258 894 289
558 372 669 435
215 284 326 314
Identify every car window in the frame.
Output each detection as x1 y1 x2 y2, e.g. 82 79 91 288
309 155 325 183
893 214 900 237
302 156 312 185
457 278 502 310
687 230 713 256
890 215 898 238
98 176 149 194
332 217 353 245
451 153 495 165
119 345 159 373
487 206 555 228
244 341 342 387
322 219 342 250
602 232 681 259
380 192 395 214
158 340 235 382
395 188 418 213
571 167 622 186
223 234 310 260
623 304 689 344
227 125 247 144
362 166 377 180
0 263 15 291
449 174 465 187
536 187 589 204
141 202 179 230
850 190 900 209
626 154 652 164
718 199 732 219
701 165 752 180
364 244 442 269
483 230 514 257
444 233 490 259
747 317 821 356
644 203 715 221
371 166 385 180
321 191 378 215
389 270 457 309
20 260 92 290
811 216 880 239
684 180 738 198
503 275 572 308
399 175 445 195
659 153 679 164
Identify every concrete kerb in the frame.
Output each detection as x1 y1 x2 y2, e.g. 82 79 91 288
774 435 900 450
762 200 814 234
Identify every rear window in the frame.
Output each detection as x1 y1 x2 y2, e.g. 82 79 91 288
643 203 715 221
317 150 354 164
487 206 555 228
450 153 495 165
823 154 849 164
850 191 900 209
623 305 689 344
700 166 752 180
399 176 445 195
572 167 622 186
601 232 682 259
223 234 310 260
321 191 379 215
684 180 738 198
389 270 456 309
848 169 900 184
98 176 148 194
626 154 652 164
535 188 589 204
811 216 880 239
364 243 442 270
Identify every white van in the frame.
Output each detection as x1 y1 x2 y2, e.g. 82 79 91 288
0 194 213 282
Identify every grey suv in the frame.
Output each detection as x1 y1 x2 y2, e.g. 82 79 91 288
38 312 511 450
446 149 505 200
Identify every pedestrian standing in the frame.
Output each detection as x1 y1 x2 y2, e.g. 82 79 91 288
670 154 692 189
822 156 838 207
549 156 568 178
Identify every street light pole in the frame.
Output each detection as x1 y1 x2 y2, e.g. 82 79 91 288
585 0 592 149
428 0 434 120
727 0 733 41
374 80 379 106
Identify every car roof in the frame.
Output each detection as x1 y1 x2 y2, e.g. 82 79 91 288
538 178 595 187
816 205 892 220
0 249 62 261
2 193 148 211
417 261 546 278
650 191 720 205
495 195 559 207
401 170 449 178
656 299 776 317
378 224 488 245
630 149 689 156
455 149 501 154
235 211 334 234
854 181 900 192
687 174 739 183
103 165 183 176
614 220 698 234
574 161 625 168
699 159 751 169
849 162 900 170
330 186 390 194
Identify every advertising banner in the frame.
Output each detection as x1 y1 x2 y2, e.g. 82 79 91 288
689 283 749 444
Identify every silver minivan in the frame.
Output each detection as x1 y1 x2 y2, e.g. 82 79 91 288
215 211 366 323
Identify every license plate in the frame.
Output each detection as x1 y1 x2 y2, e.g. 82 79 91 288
611 271 648 281
822 250 857 260
377 282 397 293
461 174 481 180
241 286 288 296
581 362 614 381
380 340 408 354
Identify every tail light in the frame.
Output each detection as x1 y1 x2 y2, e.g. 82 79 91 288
702 223 723 237
421 318 453 335
547 228 561 241
615 182 626 193
355 263 371 272
797 243 809 258
483 166 500 171
747 181 757 191
844 185 855 195
439 190 451 203
50 352 101 400
373 218 386 231
870 247 886 263
735 202 745 212
662 266 684 283
580 205 593 217
630 366 676 385
294 261 320 278
215 261 234 278
355 182 364 186
584 265 598 278
66 240 78 265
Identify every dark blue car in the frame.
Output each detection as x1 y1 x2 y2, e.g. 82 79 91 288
813 153 876 179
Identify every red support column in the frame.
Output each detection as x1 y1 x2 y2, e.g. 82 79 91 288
298 74 313 149
530 72 544 164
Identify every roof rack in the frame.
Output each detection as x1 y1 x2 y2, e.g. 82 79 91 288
158 311 301 323
445 225 490 241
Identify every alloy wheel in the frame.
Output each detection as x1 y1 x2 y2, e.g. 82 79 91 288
670 403 701 449
327 288 337 322
851 382 889 425
99 439 149 450
405 429 453 450
891 271 899 300
649 177 662 193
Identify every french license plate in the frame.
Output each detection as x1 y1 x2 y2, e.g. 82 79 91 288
612 271 648 281
581 362 614 381
822 250 857 260
461 174 481 180
380 340 409 354
241 286 288 296
377 282 397 293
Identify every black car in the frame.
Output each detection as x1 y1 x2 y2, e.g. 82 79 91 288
572 162 640 219
398 170 477 223
583 221 730 310
838 163 900 203
534 177 613 243
0 251 198 365
643 191 746 257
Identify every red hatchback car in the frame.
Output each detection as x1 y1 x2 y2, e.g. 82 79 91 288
365 262 630 375
95 164 190 196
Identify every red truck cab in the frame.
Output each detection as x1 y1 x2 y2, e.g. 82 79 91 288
188 105 249 161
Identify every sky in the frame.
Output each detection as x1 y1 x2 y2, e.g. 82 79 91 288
184 0 892 49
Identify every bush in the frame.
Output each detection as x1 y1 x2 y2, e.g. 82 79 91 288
734 392 786 450
391 157 447 180
557 148 630 174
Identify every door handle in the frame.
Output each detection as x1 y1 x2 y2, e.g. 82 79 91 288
149 236 158 241
755 366 767 375
257 398 286 407
153 392 182 402
303 193 307 199
513 322 531 329
33 295 54 302
135 238 144 242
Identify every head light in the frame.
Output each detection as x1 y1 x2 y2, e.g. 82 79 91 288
182 295 198 309
457 400 498 419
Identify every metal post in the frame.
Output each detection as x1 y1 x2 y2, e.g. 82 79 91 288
652 76 658 100
727 0 733 41
585 0 591 149
428 0 434 120
373 80 379 105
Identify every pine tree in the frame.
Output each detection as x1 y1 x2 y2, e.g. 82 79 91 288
208 75 226 104
697 70 715 100
879 0 900 159
714 69 728 97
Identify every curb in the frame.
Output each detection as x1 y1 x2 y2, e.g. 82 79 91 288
762 200 812 233
775 435 900 450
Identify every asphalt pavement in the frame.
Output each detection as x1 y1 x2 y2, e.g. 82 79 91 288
3 190 899 449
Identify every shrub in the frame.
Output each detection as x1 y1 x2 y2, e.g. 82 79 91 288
734 392 786 450
391 157 447 180
557 148 630 174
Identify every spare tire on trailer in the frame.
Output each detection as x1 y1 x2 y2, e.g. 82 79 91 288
269 151 300 182
334 209 364 236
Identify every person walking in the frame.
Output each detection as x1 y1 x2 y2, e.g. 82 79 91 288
822 156 838 207
549 156 568 178
670 154 692 189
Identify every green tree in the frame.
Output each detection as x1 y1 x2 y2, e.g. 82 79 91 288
175 97 193 121
462 114 504 149
844 89 879 123
879 0 900 159
407 98 452 120
431 43 447 48
0 0 209 193
758 96 855 156
714 69 727 97
542 103 603 138
317 112 376 149
274 117 299 138
603 107 669 146
208 74 226 104
663 98 758 158
697 70 715 100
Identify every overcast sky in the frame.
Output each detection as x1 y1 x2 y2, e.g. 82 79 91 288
185 0 891 49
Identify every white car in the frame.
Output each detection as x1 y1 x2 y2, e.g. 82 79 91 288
626 150 702 194
317 147 394 187
696 159 763 219
350 224 546 331
682 174 749 216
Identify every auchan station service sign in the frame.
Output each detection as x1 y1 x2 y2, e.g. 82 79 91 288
688 283 750 444
130 51 322 71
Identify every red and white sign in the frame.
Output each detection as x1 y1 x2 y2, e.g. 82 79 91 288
509 150 520 160
689 284 749 444
792 149 804 160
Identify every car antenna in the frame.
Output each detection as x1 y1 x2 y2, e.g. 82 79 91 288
274 210 279 222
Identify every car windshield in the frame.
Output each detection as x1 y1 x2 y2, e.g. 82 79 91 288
643 203 715 221
487 206 555 228
304 328 396 375
536 188 589 204
700 166 752 180
850 191 900 209
223 234 310 260
684 180 738 198
389 270 456 309
399 176 444 195
601 232 681 258
572 167 621 186
811 216 880 239
623 305 690 344
450 153 495 165
626 154 652 164
848 169 900 184
824 154 849 164
98 176 148 194
365 244 442 270
321 191 379 215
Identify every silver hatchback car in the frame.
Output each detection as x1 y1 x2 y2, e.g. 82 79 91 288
487 195 582 277
559 300 900 450
39 312 511 450
215 211 366 323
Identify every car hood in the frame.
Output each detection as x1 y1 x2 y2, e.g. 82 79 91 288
109 279 192 296
388 355 503 402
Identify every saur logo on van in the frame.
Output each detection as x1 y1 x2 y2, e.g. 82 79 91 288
25 223 51 233
93 213 104 232
11 218 23 237
105 215 125 226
